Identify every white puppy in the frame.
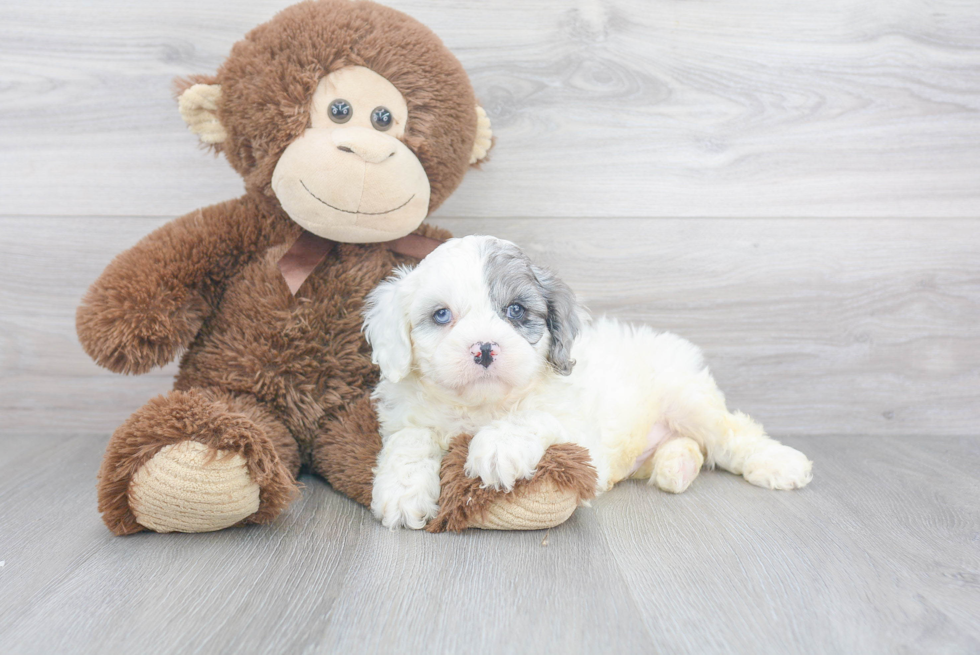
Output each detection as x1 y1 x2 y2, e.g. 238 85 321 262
364 235 812 529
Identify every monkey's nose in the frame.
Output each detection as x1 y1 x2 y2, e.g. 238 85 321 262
470 342 498 368
331 127 397 164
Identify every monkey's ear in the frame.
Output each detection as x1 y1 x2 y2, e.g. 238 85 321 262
469 105 493 165
178 83 227 145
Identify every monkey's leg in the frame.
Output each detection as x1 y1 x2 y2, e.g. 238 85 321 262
98 389 300 535
310 394 383 508
311 394 598 532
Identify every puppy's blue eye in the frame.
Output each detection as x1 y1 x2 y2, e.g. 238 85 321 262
506 303 525 320
433 308 452 325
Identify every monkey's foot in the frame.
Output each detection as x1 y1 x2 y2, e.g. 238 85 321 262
98 389 299 536
466 478 579 530
427 435 598 533
129 441 260 533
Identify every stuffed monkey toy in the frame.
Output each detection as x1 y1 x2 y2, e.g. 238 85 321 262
77 0 597 535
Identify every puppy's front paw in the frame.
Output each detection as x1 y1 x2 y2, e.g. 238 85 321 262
465 427 545 492
371 461 440 530
743 444 813 490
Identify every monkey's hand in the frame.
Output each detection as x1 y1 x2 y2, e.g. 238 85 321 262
76 279 208 375
75 212 217 375
76 198 291 374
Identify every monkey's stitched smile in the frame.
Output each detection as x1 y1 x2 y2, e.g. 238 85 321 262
300 180 415 215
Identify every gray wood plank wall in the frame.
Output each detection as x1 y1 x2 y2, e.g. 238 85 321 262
1 0 977 440
4 1 980 218
3 216 979 438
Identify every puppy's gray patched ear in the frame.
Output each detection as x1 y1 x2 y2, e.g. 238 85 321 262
362 271 413 383
532 265 582 375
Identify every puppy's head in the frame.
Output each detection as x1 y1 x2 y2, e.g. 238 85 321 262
363 236 582 396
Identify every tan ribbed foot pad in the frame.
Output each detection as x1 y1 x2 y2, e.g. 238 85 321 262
129 441 260 533
467 479 579 530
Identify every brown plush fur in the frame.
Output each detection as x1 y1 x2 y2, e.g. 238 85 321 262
77 195 296 375
427 435 599 533
311 394 383 507
78 0 597 535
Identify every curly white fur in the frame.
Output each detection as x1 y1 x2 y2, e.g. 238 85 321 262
364 235 813 529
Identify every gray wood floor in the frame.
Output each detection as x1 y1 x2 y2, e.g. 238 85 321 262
2 0 979 653
1 434 978 654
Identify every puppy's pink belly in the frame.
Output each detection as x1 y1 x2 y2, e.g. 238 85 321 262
628 422 671 475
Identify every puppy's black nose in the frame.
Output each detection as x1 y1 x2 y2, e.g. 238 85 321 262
473 342 496 368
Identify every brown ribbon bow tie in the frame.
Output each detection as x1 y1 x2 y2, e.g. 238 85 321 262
277 230 445 295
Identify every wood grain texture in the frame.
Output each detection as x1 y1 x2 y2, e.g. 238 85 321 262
2 0 980 218
594 435 980 654
1 434 978 654
3 215 977 438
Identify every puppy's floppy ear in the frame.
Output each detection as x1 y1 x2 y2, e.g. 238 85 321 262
532 265 582 375
363 270 414 383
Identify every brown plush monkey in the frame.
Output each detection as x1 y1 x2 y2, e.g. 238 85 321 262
77 0 596 535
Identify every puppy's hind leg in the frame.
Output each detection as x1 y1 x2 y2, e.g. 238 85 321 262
711 410 812 490
664 371 813 491
649 436 704 494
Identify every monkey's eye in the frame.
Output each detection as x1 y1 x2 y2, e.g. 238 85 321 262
433 308 452 325
371 106 393 131
505 304 526 320
329 99 352 123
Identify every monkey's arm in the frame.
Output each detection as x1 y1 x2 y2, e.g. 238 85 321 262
76 196 295 374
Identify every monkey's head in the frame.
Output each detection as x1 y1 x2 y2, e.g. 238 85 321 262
176 0 492 243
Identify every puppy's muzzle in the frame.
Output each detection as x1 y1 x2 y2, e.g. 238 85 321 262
470 342 499 368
